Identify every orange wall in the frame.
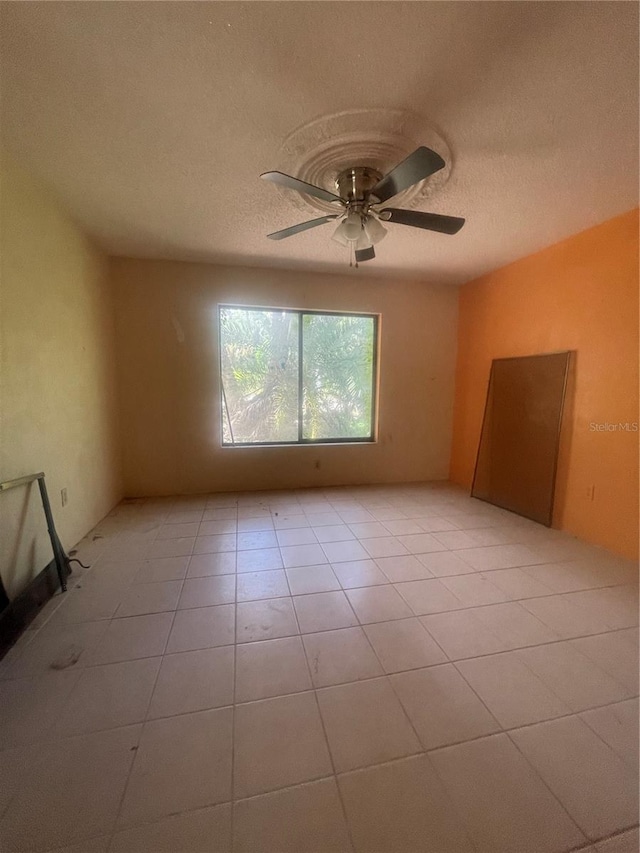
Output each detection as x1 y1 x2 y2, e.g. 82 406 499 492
450 208 639 560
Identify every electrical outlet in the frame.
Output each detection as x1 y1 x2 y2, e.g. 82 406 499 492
61 488 68 507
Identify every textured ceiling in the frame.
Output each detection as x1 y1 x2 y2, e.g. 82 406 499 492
1 1 638 285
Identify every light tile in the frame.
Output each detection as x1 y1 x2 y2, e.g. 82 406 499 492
331 559 389 588
430 733 586 852
486 566 554 599
235 636 311 702
115 580 182 617
199 519 237 536
133 556 189 584
594 827 639 853
441 573 508 607
396 533 447 554
57 658 160 736
5 620 109 678
456 544 545 571
364 618 446 672
368 507 408 521
302 627 383 687
470 601 559 648
348 521 389 539
156 522 200 539
305 511 342 527
317 677 421 772
187 552 236 577
233 692 332 797
166 603 235 653
119 708 233 827
294 591 358 633
346 585 413 623
580 698 639 772
273 514 308 530
362 536 410 558
338 754 476 853
276 527 317 547
233 778 351 853
571 629 639 693
456 651 570 728
193 534 236 555
1 725 140 852
337 508 375 524
237 530 278 551
416 517 459 533
0 671 79 749
522 561 604 593
433 530 480 550
237 516 273 532
281 543 328 568
111 804 231 852
235 597 298 643
321 540 370 563
147 538 195 559
167 510 205 524
86 613 172 666
517 641 631 711
395 578 463 615
147 646 234 718
286 564 341 595
391 664 499 749
313 524 355 543
522 594 614 638
416 550 475 577
51 835 110 852
179 575 236 608
566 585 639 630
203 507 236 521
236 548 283 572
236 570 289 602
511 716 638 840
382 519 425 536
375 554 433 582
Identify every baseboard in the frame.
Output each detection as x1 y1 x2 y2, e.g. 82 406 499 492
0 560 70 660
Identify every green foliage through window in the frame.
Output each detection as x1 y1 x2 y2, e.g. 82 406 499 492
220 306 377 444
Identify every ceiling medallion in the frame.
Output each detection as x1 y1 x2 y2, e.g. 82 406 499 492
275 108 453 216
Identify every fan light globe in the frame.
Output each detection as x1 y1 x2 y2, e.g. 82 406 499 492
331 223 350 246
342 212 364 241
364 215 388 245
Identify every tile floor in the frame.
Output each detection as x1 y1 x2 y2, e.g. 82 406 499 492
0 483 638 852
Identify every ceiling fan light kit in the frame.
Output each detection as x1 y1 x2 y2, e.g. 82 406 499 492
261 146 465 266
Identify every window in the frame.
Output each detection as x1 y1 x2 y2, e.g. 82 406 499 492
219 306 378 445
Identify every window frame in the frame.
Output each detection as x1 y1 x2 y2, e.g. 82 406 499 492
218 304 379 447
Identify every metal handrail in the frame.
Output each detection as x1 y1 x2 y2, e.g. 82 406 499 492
0 471 80 592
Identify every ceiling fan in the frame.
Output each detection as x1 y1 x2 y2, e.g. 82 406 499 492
260 146 465 264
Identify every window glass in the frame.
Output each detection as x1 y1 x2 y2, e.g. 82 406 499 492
219 306 377 445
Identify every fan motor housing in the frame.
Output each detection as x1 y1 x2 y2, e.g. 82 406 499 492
335 167 383 203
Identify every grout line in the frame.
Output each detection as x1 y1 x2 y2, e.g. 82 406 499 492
287 531 358 853
110 523 191 838
229 499 239 846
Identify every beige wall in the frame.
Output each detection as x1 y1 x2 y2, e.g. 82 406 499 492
111 258 458 496
0 154 122 599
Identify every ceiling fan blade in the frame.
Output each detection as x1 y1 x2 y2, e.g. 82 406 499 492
267 215 339 241
381 208 465 235
261 171 343 204
355 246 375 263
370 147 446 203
